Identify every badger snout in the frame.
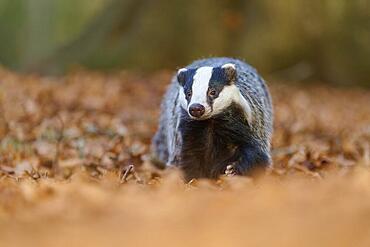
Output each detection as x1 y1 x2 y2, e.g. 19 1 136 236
189 104 205 118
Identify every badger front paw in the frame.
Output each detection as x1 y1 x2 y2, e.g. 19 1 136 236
225 164 237 177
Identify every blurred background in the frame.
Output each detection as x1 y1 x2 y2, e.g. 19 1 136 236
0 0 369 86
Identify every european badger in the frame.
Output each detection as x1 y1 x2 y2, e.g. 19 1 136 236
152 57 273 179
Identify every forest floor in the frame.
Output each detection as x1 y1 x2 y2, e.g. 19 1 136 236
0 68 370 247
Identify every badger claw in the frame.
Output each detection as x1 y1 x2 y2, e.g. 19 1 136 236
225 164 237 176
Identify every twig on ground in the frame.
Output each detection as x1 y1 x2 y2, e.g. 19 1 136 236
120 164 134 183
290 164 322 179
133 170 143 184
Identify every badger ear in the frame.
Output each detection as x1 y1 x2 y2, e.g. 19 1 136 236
221 63 236 83
177 68 187 86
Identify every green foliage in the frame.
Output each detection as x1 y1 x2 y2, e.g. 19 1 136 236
0 0 106 68
0 0 369 85
0 0 25 67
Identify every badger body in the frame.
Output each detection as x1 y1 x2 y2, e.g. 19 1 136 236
152 57 273 179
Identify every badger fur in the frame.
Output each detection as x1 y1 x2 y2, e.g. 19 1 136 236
152 57 273 180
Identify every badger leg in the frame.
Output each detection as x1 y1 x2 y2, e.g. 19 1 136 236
228 144 271 176
151 128 169 167
166 131 182 167
165 110 183 167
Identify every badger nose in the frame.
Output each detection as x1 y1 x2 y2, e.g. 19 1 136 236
189 104 205 118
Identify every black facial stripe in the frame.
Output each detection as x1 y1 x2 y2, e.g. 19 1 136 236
209 67 227 84
206 67 228 108
181 69 197 103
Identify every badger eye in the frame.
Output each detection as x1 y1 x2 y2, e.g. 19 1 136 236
208 89 217 97
186 91 192 98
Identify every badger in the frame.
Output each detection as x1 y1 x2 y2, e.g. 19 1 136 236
152 57 273 180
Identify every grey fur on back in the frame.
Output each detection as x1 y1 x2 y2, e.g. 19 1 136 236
152 57 273 169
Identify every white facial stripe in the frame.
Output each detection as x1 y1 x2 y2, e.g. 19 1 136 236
190 66 213 108
212 85 252 124
235 90 253 124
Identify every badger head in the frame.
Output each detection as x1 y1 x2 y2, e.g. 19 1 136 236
177 63 251 122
